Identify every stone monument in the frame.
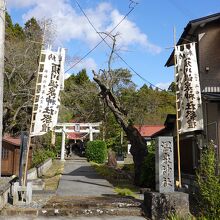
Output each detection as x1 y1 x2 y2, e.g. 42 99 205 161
155 136 174 193
144 136 189 219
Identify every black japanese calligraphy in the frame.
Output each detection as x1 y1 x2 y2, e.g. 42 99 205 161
161 141 173 188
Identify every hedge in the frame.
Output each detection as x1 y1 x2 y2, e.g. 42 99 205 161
85 140 107 164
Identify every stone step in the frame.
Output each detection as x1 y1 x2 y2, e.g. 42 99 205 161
39 207 143 217
1 196 145 218
29 179 45 191
1 206 143 217
44 196 142 209
1 208 38 217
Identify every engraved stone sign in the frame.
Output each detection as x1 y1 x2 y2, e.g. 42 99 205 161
155 136 174 193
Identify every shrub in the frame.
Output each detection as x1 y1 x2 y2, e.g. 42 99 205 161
196 141 220 219
32 147 56 167
140 152 155 188
139 142 155 188
122 164 134 172
86 140 107 163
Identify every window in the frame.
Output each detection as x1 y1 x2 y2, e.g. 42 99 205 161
2 148 9 159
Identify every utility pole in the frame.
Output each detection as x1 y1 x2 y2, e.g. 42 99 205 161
0 0 5 177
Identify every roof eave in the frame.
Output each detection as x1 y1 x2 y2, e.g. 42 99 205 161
165 13 220 67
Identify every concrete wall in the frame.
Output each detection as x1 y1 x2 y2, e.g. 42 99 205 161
27 158 52 180
196 22 220 163
0 157 52 210
0 177 14 210
198 22 220 90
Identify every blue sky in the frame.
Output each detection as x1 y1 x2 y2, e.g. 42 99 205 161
6 0 220 89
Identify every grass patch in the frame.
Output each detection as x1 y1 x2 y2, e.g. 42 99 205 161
115 187 137 198
91 162 119 179
91 162 139 198
42 160 65 190
166 213 198 220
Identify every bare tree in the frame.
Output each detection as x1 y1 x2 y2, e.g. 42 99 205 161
93 34 147 186
3 16 42 134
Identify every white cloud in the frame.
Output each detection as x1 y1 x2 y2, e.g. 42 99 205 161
106 10 162 54
74 57 98 72
156 82 171 90
8 0 161 54
64 57 97 80
64 73 71 80
66 57 97 74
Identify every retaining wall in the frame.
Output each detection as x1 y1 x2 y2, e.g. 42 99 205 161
0 177 14 210
27 158 52 180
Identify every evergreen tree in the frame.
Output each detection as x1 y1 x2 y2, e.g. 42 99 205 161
4 13 42 134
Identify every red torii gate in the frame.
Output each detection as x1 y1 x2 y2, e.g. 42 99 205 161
53 122 101 161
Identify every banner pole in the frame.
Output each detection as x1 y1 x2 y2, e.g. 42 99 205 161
23 49 46 185
23 134 32 185
173 26 182 189
23 48 44 185
23 23 47 186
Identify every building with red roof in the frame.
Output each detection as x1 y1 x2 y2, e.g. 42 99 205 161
127 125 165 154
2 135 32 176
3 135 21 146
135 125 165 140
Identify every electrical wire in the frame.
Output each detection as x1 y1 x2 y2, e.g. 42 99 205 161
74 0 167 91
69 0 174 93
168 0 194 18
65 0 137 73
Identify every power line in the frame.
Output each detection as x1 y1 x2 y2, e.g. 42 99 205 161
73 0 170 92
65 1 136 73
72 0 172 91
168 0 195 18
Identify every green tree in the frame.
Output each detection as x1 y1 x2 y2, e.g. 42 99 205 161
120 84 175 125
24 17 43 41
168 81 176 93
60 69 102 123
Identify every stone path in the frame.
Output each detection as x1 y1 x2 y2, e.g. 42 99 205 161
0 217 145 220
56 157 116 196
1 156 147 219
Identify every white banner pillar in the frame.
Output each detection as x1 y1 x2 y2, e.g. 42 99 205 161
175 42 203 134
61 127 66 161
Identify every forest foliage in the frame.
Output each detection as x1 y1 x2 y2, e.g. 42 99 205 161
60 68 176 148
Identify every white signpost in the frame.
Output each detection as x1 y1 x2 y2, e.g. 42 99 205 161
24 47 65 186
30 47 65 136
175 43 203 134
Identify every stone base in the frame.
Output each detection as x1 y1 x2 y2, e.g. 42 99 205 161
31 179 45 190
143 191 189 220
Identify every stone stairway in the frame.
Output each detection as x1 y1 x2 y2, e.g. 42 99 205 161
1 157 147 219
1 195 145 218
